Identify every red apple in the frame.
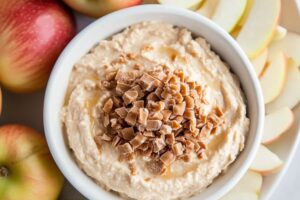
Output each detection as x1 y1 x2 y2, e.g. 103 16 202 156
0 0 76 93
63 0 142 18
0 124 64 200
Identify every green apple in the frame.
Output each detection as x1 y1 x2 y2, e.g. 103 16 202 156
0 124 64 200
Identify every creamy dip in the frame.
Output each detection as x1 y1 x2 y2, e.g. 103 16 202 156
62 21 250 200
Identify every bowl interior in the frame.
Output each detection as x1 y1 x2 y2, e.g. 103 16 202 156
44 5 264 200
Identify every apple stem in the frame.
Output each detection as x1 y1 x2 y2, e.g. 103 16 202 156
0 166 9 177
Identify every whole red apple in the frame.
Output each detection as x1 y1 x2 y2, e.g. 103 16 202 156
0 0 76 93
63 0 142 18
0 124 64 200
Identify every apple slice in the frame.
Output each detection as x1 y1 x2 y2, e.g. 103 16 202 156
158 0 203 10
266 60 300 113
236 0 281 59
237 0 254 26
196 0 219 18
272 26 287 41
269 32 300 67
221 170 262 200
251 48 268 76
250 145 283 175
262 107 294 144
259 50 287 104
211 0 248 33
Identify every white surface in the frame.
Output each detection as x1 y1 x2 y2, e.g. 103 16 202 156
44 5 263 200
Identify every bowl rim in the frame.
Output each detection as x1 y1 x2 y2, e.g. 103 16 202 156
44 4 264 200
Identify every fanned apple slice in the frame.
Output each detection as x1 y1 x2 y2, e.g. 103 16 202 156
238 0 254 26
262 107 294 144
236 0 281 58
250 145 283 175
221 171 262 200
196 0 219 18
269 32 300 67
272 26 287 41
158 0 202 9
251 48 268 76
259 50 287 104
266 60 300 113
211 0 248 33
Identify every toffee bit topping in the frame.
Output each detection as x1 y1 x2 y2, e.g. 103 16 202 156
160 151 175 166
103 98 113 113
96 68 224 174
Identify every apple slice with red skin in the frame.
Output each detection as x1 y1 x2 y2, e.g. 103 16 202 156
0 0 76 93
0 124 64 200
266 59 300 113
262 107 294 145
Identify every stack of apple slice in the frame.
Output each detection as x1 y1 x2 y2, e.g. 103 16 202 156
155 0 300 199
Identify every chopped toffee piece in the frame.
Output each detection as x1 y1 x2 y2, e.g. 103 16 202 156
97 68 224 172
160 151 175 166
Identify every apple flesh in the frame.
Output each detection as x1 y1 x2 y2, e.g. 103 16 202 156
266 59 300 113
0 124 64 200
259 50 287 104
196 0 219 18
251 48 268 76
236 0 281 59
250 145 283 175
211 0 247 33
64 0 142 18
158 0 203 10
269 32 300 67
262 107 294 144
272 26 287 42
221 170 262 200
0 0 76 93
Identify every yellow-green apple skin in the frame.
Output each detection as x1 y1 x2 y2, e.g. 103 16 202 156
63 0 142 18
0 0 76 93
0 124 64 200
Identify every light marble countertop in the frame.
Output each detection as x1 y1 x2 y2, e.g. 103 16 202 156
0 11 299 200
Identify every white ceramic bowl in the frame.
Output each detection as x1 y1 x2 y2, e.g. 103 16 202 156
44 5 264 200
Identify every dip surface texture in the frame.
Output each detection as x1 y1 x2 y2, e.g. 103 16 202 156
62 21 250 200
